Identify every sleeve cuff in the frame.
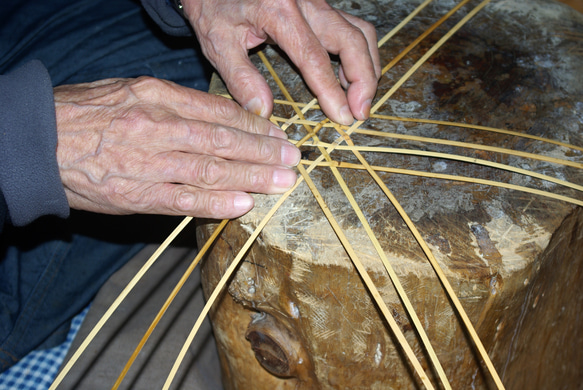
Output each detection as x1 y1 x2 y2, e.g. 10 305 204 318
0 60 69 227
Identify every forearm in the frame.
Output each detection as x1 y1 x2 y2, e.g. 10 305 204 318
0 60 69 232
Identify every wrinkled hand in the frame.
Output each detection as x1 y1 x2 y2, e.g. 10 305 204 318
182 0 381 125
54 77 300 219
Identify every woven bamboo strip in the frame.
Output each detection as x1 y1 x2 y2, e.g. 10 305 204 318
308 142 583 193
304 160 583 207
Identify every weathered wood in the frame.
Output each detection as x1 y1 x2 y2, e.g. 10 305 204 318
198 0 583 388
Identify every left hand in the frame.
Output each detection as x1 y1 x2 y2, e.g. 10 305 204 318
181 0 381 125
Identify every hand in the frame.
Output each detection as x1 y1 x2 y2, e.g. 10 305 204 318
54 77 301 219
182 0 381 125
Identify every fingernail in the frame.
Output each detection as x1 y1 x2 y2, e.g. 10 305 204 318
245 97 265 116
269 126 288 140
281 142 301 166
273 169 298 191
178 193 195 211
359 99 372 120
338 105 354 126
234 194 254 211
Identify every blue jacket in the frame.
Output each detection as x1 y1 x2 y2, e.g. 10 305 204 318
0 0 190 233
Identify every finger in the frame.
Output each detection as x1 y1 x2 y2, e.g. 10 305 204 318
305 8 379 120
128 77 288 140
268 10 354 125
125 181 257 219
173 187 255 219
159 118 301 167
177 92 289 139
337 10 381 79
152 152 298 194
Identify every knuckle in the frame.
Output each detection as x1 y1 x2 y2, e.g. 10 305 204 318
210 126 236 150
342 24 367 46
212 96 241 120
248 168 271 190
129 76 166 100
195 159 222 187
360 20 377 38
208 195 229 216
258 139 278 162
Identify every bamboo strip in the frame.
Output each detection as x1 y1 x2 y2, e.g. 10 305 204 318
354 128 583 170
111 220 229 390
307 142 583 193
162 180 306 389
304 159 583 207
370 114 583 153
381 0 473 75
372 0 492 115
297 164 435 390
50 216 194 390
310 132 451 388
377 0 435 47
336 126 506 389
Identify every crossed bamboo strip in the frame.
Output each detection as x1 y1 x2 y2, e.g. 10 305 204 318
164 1 504 388
49 0 583 388
259 47 448 390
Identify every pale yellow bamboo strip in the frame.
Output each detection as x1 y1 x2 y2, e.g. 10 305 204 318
370 114 583 153
381 0 472 75
377 0 435 47
310 133 451 388
271 107 583 154
162 179 306 390
354 128 583 169
304 159 583 207
281 100 319 132
297 164 434 390
371 0 492 116
331 1 507 388
308 142 583 193
111 219 229 390
50 216 193 390
260 41 444 386
333 127 506 389
341 147 505 390
260 36 449 387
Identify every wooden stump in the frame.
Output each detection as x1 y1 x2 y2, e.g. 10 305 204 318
198 0 583 388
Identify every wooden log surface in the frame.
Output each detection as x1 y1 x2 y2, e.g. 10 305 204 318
198 0 583 388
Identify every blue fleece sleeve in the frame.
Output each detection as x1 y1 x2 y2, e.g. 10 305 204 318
0 60 69 231
140 0 193 36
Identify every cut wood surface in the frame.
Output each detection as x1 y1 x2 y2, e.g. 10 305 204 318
199 0 583 389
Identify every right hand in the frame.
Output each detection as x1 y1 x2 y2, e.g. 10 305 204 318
54 76 301 219
181 0 381 125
